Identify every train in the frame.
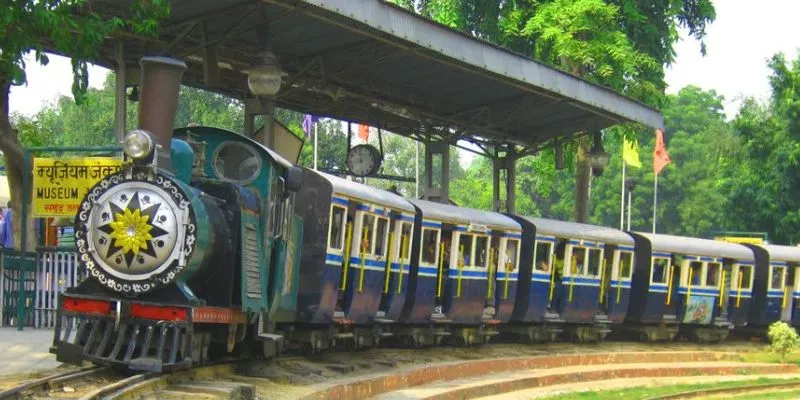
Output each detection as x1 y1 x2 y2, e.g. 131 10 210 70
50 56 800 372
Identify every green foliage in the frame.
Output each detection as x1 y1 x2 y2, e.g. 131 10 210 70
520 0 660 104
389 0 716 108
8 76 248 150
0 0 168 101
768 321 800 363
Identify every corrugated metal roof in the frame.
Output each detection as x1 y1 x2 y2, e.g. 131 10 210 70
409 199 520 231
523 217 633 245
82 0 663 151
635 233 754 261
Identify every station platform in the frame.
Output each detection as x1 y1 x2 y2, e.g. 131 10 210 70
0 327 62 377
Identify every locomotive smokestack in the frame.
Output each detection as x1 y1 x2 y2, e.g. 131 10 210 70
137 56 187 169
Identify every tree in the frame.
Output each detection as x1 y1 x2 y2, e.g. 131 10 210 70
390 0 716 221
726 52 800 244
0 0 168 249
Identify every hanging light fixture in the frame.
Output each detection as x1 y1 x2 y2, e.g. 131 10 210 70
246 23 286 97
588 131 610 176
247 50 286 97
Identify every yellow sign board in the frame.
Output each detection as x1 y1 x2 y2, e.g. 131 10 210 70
714 236 764 245
33 157 123 217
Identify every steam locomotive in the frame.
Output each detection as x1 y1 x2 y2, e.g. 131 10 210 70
51 56 800 372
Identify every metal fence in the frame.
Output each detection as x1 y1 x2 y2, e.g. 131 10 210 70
0 248 82 328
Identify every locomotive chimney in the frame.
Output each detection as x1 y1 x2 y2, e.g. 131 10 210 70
137 56 187 170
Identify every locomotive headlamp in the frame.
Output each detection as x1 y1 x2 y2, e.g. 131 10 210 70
124 129 155 160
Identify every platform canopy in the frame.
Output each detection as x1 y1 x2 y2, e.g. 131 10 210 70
77 0 663 153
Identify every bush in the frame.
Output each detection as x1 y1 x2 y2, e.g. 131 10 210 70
767 321 800 363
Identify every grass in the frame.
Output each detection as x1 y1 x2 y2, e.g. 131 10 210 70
739 350 800 365
540 377 800 400
725 390 800 400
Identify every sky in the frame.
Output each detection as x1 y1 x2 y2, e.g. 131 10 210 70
9 1 800 122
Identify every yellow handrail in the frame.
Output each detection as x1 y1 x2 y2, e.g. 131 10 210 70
717 270 726 307
486 248 495 300
736 271 743 308
383 231 395 293
503 250 511 300
615 266 623 304
397 235 408 294
339 223 353 290
436 242 445 297
357 227 368 292
456 245 464 298
686 268 694 303
599 259 607 304
358 250 367 292
666 265 675 305
568 257 577 303
548 259 557 302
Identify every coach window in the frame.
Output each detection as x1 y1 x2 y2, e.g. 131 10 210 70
689 261 703 286
399 222 413 261
360 214 374 255
328 205 346 251
374 216 389 257
421 228 440 265
618 251 634 279
651 257 669 284
706 262 721 287
475 235 489 268
770 265 786 290
534 241 553 272
587 248 602 277
735 264 753 291
459 233 474 266
569 247 586 276
505 239 519 271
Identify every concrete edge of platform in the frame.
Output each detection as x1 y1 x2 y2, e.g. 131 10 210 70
419 363 800 400
297 351 743 400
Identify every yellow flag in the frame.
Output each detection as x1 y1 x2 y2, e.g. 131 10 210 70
623 137 642 168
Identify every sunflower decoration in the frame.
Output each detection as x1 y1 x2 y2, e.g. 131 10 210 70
97 192 169 268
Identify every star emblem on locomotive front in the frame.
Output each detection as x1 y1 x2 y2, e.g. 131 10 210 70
97 192 169 268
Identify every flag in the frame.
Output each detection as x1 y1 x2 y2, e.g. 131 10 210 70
654 129 671 175
358 124 370 142
622 137 642 168
302 114 318 138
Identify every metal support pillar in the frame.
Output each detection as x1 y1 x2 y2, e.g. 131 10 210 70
423 139 450 203
114 41 126 143
243 97 275 149
491 146 517 213
506 151 516 214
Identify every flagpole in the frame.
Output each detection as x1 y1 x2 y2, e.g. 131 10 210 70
652 173 658 233
619 160 626 230
313 121 318 171
627 189 632 231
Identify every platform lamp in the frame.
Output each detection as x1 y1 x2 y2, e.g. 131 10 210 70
587 131 610 177
246 50 287 98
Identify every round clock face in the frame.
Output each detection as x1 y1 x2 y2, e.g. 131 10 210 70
347 145 380 177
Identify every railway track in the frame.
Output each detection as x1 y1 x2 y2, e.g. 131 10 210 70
0 361 255 400
0 367 111 400
0 340 775 400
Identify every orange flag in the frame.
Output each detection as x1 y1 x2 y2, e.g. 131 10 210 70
653 128 671 175
358 124 370 143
